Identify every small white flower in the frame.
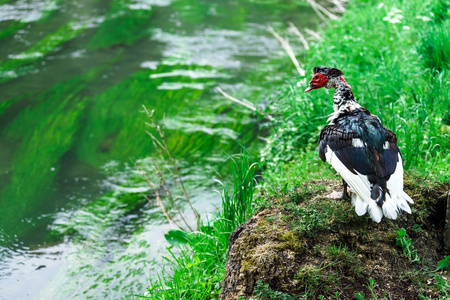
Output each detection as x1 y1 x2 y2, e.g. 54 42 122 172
378 2 384 9
402 25 410 30
383 8 403 23
416 16 431 21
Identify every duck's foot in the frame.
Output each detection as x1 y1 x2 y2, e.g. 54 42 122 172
324 190 343 199
342 180 351 200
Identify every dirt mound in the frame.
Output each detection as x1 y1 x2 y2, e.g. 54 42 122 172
220 177 449 299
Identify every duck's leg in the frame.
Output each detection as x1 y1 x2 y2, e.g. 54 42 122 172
342 179 350 200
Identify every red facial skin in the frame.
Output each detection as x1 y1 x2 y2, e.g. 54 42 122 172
304 74 347 92
304 73 328 92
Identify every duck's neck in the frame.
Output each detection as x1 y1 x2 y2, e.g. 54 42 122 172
331 78 360 111
327 77 362 124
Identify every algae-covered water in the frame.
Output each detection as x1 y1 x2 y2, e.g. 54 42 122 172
0 0 318 298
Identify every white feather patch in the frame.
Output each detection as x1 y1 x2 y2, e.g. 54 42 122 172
325 146 377 221
383 141 390 149
385 154 413 215
352 138 365 148
353 194 368 216
324 146 414 222
324 146 413 222
382 194 398 220
367 200 383 223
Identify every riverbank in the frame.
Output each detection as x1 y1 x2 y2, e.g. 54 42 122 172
143 0 449 298
0 1 326 298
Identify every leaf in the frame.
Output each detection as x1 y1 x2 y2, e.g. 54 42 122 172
164 229 192 246
397 228 406 238
436 256 450 271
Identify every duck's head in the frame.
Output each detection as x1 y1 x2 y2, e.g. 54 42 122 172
304 66 345 92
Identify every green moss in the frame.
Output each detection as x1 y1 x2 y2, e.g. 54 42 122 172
277 231 302 253
296 264 333 291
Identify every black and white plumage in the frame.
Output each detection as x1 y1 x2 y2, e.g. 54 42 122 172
305 66 413 222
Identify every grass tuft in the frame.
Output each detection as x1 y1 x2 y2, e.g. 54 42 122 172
417 20 450 71
139 151 257 299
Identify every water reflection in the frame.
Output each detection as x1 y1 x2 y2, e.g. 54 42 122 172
0 0 318 298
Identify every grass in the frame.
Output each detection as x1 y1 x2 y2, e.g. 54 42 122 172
138 151 257 299
220 152 258 233
226 0 450 298
143 0 450 298
417 20 450 71
262 0 450 189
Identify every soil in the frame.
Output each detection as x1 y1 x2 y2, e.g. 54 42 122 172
220 176 450 300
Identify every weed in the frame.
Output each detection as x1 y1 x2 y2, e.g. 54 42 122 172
412 224 422 233
140 150 257 299
296 263 333 292
356 291 365 300
326 244 362 277
366 278 377 299
433 274 450 297
0 23 84 83
253 280 294 300
436 255 450 271
333 291 343 299
396 228 420 263
140 107 199 231
88 0 152 49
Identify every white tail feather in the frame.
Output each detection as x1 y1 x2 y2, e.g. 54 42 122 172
382 194 398 220
353 194 368 216
402 191 414 203
367 200 383 223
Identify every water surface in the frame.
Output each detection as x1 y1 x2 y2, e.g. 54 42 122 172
0 0 318 298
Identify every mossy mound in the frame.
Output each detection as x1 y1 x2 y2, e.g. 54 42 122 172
220 177 450 299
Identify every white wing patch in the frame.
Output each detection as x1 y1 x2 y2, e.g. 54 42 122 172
325 146 413 222
352 138 365 148
325 145 383 222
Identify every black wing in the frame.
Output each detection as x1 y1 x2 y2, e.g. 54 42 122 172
319 115 400 179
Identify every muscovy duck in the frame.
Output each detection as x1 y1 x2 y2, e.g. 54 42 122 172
305 66 413 222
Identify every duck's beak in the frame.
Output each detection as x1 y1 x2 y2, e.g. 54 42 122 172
304 83 316 93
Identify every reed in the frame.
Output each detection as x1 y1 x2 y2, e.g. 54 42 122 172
140 151 258 299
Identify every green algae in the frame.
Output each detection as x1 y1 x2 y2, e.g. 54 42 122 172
0 68 101 239
0 22 84 83
0 20 26 42
0 0 60 41
74 64 251 167
88 0 153 49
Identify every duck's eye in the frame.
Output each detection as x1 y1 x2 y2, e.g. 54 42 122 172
314 75 319 79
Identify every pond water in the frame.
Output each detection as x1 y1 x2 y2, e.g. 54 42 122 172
0 0 319 298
